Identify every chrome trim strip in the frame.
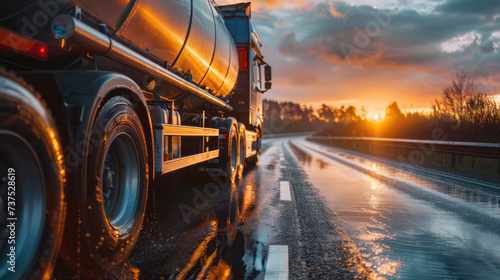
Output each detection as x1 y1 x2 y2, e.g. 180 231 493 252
162 150 219 174
159 124 219 137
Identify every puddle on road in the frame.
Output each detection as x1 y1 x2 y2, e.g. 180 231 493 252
289 142 500 280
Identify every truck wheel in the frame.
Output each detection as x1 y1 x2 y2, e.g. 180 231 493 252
83 96 148 270
0 71 65 280
224 118 239 183
237 123 246 180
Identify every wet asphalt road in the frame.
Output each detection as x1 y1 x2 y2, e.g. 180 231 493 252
53 136 500 279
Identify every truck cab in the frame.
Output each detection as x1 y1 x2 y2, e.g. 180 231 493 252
221 2 272 134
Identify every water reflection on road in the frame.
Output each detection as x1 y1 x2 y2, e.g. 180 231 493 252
290 140 500 280
91 158 265 280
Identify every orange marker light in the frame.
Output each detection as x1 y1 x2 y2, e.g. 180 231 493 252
0 27 48 60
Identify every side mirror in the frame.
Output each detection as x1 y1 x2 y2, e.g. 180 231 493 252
265 65 272 82
265 81 272 90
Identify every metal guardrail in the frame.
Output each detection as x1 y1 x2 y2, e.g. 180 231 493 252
264 131 315 139
308 136 500 158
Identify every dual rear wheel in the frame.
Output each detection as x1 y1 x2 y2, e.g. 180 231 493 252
221 120 261 182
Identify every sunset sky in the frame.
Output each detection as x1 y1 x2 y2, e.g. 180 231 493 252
218 0 500 113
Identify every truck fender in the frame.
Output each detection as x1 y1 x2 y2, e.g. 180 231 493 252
253 119 262 137
52 71 154 202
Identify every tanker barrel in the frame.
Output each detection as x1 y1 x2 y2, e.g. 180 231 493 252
51 15 233 112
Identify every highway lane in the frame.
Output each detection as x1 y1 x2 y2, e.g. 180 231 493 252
52 136 500 279
289 137 500 279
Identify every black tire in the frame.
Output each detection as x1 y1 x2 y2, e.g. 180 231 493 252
224 118 239 183
82 96 148 270
236 123 246 181
0 71 65 280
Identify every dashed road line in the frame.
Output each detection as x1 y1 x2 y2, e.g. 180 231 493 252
280 181 291 201
264 245 289 280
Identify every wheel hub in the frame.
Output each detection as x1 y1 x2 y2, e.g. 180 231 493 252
103 160 115 199
101 133 140 229
231 131 237 173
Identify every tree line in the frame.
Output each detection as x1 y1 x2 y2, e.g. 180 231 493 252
263 72 500 142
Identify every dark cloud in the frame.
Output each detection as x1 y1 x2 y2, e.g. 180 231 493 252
480 42 496 54
436 0 500 16
253 1 500 74
244 1 500 108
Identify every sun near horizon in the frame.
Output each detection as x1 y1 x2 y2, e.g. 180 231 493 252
216 0 500 113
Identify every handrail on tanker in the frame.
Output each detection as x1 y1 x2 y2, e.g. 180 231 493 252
51 15 233 111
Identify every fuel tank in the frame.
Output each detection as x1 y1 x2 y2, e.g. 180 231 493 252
0 0 239 100
73 0 238 99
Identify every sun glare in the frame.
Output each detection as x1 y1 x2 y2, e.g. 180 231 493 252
373 113 380 121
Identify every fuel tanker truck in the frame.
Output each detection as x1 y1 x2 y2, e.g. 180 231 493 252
0 0 271 278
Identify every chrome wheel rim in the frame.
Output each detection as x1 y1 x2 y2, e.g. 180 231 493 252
102 133 140 230
239 133 245 167
231 131 237 173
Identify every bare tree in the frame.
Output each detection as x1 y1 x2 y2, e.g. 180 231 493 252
436 71 488 140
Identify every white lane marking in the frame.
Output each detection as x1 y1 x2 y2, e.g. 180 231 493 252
264 245 289 280
280 181 291 201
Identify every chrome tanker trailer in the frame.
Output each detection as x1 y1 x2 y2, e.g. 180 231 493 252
0 0 271 278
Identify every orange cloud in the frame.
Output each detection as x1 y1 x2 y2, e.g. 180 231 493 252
328 1 348 20
217 0 500 115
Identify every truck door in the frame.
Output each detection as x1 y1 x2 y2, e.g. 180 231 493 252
250 49 263 117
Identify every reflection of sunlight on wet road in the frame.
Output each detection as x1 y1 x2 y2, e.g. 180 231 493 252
206 260 231 280
289 139 500 279
289 142 401 279
309 140 500 217
175 222 217 280
241 185 256 219
169 176 259 280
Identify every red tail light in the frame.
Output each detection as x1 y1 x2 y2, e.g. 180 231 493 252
27 44 47 58
237 47 248 72
0 27 48 60
219 133 227 146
